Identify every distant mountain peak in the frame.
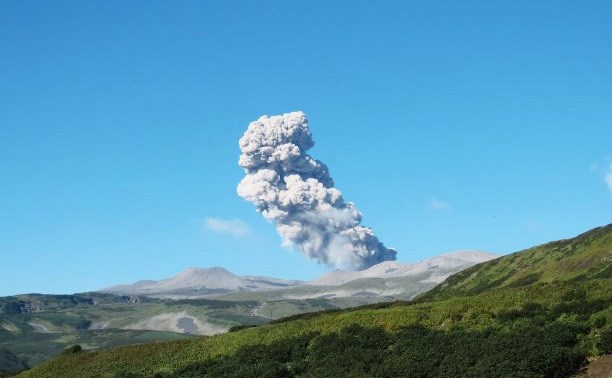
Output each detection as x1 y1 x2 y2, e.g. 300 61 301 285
99 251 499 299
100 267 303 296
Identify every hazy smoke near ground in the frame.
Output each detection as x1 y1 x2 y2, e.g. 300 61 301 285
237 111 397 270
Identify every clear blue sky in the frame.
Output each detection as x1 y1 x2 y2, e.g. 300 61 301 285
1 1 610 296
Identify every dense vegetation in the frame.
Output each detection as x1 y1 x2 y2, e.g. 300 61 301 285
166 323 586 378
165 281 612 378
17 278 611 377
12 224 612 377
423 224 612 300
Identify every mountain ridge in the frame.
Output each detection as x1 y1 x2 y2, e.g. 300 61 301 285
99 250 499 298
100 267 305 296
310 250 497 287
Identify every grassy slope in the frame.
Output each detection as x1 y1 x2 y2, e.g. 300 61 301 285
19 279 611 377
423 224 612 300
0 328 193 377
17 225 612 377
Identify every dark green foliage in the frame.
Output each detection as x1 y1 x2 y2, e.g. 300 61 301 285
228 324 258 332
61 345 82 355
304 325 391 377
599 327 612 354
162 333 317 378
589 263 612 280
552 298 608 320
156 321 587 378
496 301 545 322
0 349 27 376
507 272 542 288
0 303 21 315
268 308 343 325
268 300 415 325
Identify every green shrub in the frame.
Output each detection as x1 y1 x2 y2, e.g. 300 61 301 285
161 321 587 377
599 327 612 354
61 345 82 355
228 324 258 332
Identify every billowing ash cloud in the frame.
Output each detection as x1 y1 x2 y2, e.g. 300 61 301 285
237 111 397 270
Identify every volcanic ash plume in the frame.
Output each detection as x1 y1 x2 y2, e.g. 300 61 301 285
237 111 397 270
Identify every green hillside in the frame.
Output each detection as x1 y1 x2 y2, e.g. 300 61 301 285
0 294 195 376
0 291 381 374
15 225 612 378
423 224 612 300
17 280 611 377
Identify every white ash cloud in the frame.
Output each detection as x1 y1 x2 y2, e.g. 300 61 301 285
237 111 396 270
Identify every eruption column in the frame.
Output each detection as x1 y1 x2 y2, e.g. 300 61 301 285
237 111 396 270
